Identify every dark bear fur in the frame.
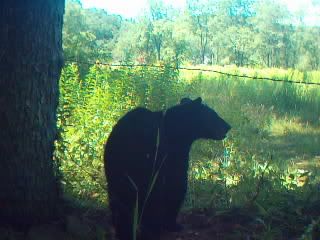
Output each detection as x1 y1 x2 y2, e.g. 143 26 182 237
104 97 231 240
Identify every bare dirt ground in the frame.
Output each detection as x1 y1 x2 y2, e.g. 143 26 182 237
1 205 319 240
0 208 259 240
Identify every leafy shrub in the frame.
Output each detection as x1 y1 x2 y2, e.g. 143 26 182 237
55 64 320 238
55 63 183 203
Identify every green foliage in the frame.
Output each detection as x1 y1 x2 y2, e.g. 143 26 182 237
56 63 320 238
63 0 121 75
63 0 320 71
55 63 182 203
182 69 320 238
59 0 320 237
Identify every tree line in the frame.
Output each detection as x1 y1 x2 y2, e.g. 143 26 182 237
64 0 320 72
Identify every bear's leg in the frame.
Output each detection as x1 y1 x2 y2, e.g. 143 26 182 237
141 204 164 233
114 201 138 240
108 180 138 240
163 172 188 232
139 179 165 237
111 197 135 240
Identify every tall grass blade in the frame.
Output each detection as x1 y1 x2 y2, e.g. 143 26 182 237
127 175 139 240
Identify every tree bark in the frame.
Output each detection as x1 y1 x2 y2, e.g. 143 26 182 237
0 1 65 226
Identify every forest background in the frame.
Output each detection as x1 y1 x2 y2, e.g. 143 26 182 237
64 0 320 72
57 0 320 239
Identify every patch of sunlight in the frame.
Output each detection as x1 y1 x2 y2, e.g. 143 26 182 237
271 116 319 137
269 115 320 170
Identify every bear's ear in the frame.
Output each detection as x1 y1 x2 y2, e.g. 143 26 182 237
180 98 192 104
193 97 202 105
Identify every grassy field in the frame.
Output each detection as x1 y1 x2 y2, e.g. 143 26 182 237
56 64 320 238
181 67 320 207
181 67 320 238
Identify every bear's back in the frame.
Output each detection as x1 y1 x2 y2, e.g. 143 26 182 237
105 107 164 190
105 108 163 166
109 108 161 143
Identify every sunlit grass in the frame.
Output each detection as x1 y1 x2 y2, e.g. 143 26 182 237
270 117 320 168
180 65 320 84
57 64 320 238
181 66 320 216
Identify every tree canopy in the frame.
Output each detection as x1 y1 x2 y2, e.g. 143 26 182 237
63 0 320 71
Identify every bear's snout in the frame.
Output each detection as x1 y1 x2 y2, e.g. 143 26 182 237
214 120 231 140
225 122 231 133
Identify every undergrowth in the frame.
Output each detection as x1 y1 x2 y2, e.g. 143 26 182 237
55 63 320 238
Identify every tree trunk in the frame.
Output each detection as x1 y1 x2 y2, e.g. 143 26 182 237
157 46 161 61
154 36 162 61
0 1 65 226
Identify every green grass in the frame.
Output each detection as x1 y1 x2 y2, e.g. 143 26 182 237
182 68 319 200
181 68 320 237
56 64 320 238
180 65 320 84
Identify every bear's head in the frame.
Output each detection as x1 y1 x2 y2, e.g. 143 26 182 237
165 97 231 142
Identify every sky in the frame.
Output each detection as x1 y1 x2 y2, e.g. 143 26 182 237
81 0 320 25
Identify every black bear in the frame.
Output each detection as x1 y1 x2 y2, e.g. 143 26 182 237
104 97 231 240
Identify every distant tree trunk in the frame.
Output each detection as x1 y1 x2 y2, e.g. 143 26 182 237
200 31 208 64
0 1 65 226
216 47 219 65
157 46 161 61
153 35 162 61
